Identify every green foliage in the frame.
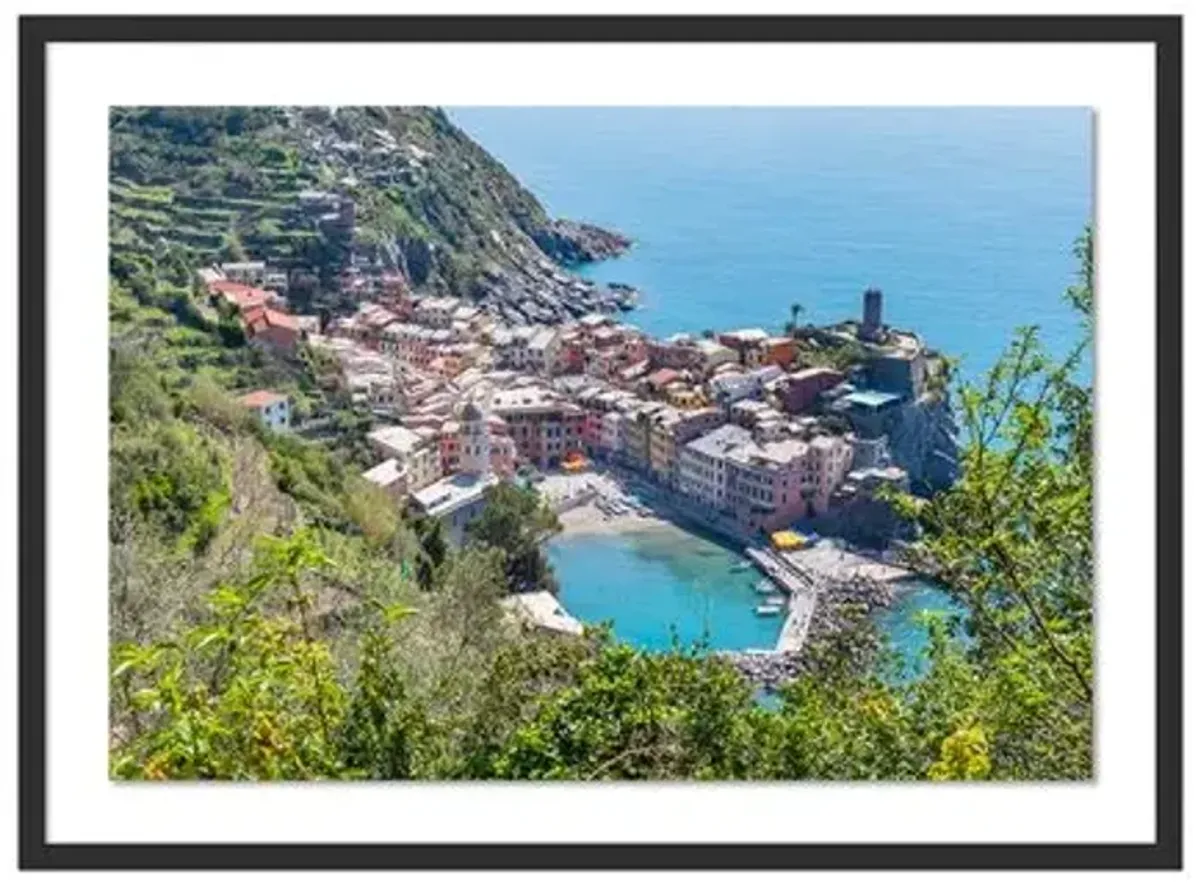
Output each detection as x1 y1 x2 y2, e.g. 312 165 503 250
465 482 561 595
927 723 992 781
110 419 231 550
265 431 354 528
410 514 449 592
887 228 1095 779
488 643 762 780
1065 225 1094 324
111 531 355 780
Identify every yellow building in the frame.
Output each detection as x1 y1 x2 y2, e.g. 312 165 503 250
664 382 707 410
648 410 680 486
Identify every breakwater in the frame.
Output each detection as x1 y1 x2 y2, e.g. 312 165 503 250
723 573 895 691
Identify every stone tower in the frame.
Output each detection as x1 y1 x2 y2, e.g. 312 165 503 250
458 401 491 475
860 287 883 340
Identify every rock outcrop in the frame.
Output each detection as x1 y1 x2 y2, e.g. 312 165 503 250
533 219 631 266
882 393 960 495
724 574 893 691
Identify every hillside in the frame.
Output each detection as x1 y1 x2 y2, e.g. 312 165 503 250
109 106 632 318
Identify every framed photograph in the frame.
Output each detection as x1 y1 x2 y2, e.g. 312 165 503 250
18 13 1182 871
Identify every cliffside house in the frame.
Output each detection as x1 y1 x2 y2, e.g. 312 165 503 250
243 306 302 353
779 367 845 414
238 389 290 431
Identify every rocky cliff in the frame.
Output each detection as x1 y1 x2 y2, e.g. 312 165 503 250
884 393 960 495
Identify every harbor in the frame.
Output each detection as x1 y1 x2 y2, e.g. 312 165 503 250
538 464 935 672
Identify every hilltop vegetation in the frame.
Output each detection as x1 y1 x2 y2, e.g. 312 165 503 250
109 106 628 317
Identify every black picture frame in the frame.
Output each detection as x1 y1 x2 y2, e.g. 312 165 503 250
18 13 1183 871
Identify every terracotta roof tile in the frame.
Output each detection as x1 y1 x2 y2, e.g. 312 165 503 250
239 389 287 408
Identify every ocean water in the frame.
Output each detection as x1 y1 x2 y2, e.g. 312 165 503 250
455 107 1091 657
546 526 782 652
872 580 968 679
451 106 1093 382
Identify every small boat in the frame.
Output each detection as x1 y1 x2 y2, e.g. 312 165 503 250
730 561 753 573
755 604 783 616
764 595 788 607
755 579 776 594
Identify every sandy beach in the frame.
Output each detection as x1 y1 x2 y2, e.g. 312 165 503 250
556 500 674 538
537 469 676 539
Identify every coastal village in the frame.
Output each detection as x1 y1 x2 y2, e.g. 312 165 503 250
200 247 952 674
103 107 1094 783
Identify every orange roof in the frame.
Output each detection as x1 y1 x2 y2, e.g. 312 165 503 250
239 389 287 408
244 305 299 333
264 308 299 331
209 279 253 295
647 368 681 388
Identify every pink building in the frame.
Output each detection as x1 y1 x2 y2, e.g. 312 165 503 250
581 411 605 452
725 434 854 533
779 367 845 414
488 421 517 478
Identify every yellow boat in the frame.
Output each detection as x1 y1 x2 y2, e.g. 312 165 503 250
561 451 589 472
770 530 806 551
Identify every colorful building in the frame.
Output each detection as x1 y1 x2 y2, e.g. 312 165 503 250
489 385 585 469
778 367 845 414
238 389 290 431
367 424 442 493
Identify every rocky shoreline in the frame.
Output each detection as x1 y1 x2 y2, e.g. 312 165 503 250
472 257 641 326
723 574 896 691
534 218 632 266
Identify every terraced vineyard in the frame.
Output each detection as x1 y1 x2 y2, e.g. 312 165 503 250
108 106 632 319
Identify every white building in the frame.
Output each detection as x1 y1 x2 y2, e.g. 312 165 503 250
367 425 442 493
361 458 406 498
694 338 739 372
600 411 623 457
409 472 499 546
496 326 535 371
220 260 267 286
709 371 759 407
526 327 560 374
239 390 290 432
677 424 753 511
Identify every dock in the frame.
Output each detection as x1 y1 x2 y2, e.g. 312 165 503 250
744 546 821 653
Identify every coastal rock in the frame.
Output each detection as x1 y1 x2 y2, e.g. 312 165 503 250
724 574 893 691
813 492 914 549
533 219 632 266
884 394 960 495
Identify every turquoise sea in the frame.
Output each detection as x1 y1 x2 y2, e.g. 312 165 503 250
546 525 782 653
547 527 962 668
453 107 1090 660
